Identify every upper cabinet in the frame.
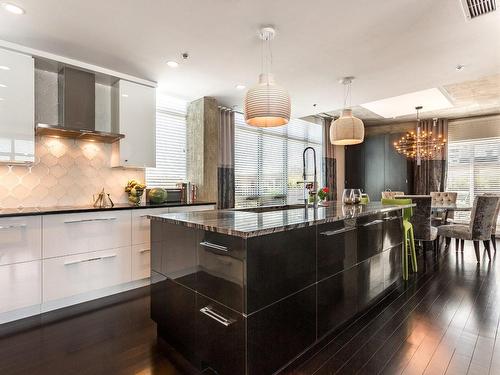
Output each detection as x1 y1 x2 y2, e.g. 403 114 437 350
111 80 156 168
0 48 35 164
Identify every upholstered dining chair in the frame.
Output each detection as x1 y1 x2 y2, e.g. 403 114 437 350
483 194 500 252
430 192 458 225
396 195 438 251
381 191 405 199
437 195 500 263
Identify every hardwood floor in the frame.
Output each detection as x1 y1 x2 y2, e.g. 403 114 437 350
0 240 498 375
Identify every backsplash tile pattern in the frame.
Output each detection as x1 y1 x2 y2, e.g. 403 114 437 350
0 137 144 208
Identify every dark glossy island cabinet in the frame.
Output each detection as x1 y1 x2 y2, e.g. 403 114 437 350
149 205 405 375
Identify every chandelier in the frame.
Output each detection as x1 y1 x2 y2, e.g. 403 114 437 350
394 106 446 162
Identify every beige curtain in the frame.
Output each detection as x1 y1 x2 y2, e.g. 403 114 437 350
413 118 448 194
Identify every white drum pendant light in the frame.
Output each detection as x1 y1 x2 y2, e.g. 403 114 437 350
244 27 291 127
330 77 365 145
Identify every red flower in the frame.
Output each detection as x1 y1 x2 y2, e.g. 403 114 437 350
322 187 330 193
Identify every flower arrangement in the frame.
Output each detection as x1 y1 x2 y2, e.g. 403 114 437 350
317 187 330 201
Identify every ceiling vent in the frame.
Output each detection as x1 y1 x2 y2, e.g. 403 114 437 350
460 0 496 20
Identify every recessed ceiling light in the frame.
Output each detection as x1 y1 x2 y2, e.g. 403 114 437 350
235 84 246 90
455 64 465 71
1 2 25 15
361 88 453 118
166 61 179 68
121 94 129 98
0 98 4 101
0 83 6 88
0 66 10 70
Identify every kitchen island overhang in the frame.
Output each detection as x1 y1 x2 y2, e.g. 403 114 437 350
148 202 414 375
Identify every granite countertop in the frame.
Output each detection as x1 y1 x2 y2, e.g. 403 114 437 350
0 201 216 218
149 201 415 238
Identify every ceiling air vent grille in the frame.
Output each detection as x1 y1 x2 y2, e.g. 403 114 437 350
461 0 496 19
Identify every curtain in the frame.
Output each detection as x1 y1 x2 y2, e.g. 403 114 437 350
322 116 336 200
412 118 448 194
218 108 235 208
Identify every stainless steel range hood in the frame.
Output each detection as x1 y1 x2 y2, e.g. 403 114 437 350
35 66 125 143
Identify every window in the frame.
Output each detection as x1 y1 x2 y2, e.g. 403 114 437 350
446 135 500 222
146 95 187 187
234 113 323 207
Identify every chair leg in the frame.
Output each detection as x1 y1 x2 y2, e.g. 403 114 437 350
492 235 497 252
402 231 408 280
455 238 459 251
460 239 464 252
409 229 417 273
473 241 480 263
445 237 451 249
483 240 492 261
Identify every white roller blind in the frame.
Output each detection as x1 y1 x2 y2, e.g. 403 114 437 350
145 96 187 188
234 113 323 208
446 122 500 223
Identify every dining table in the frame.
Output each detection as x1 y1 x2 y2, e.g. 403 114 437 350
431 202 472 223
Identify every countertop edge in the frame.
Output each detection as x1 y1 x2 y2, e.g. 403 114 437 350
0 202 216 218
149 204 415 238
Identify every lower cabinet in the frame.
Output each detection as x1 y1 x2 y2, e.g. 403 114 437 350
0 260 41 314
132 244 151 281
42 246 132 302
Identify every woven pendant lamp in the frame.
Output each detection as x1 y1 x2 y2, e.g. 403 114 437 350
244 27 291 127
330 77 365 145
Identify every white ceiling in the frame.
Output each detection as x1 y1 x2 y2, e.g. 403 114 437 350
0 0 499 118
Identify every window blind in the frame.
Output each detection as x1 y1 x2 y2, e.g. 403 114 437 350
234 113 323 208
145 96 187 188
446 123 500 223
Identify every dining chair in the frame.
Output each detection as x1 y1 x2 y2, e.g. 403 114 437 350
430 192 458 225
437 195 500 262
381 191 405 199
482 194 500 252
381 198 417 280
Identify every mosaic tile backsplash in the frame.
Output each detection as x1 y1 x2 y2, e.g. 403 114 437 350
0 136 144 208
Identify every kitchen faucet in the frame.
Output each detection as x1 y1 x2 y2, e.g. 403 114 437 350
300 147 318 208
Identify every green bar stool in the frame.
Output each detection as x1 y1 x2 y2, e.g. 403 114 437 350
360 193 370 204
381 198 417 280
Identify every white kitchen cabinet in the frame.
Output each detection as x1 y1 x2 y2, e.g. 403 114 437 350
132 244 151 281
0 48 35 164
111 80 156 168
42 246 131 302
0 261 41 313
43 211 131 258
132 207 170 246
0 216 41 266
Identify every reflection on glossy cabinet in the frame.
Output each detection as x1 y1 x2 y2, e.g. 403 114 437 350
0 48 35 164
111 79 156 168
0 260 41 313
0 216 41 266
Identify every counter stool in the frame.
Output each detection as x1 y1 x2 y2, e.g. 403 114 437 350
382 198 417 280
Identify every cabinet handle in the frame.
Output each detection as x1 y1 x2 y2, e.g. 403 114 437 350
64 254 117 266
361 219 384 227
200 306 235 327
199 241 228 252
139 215 150 218
0 223 27 230
320 227 356 236
139 249 150 254
64 217 117 224
383 216 400 221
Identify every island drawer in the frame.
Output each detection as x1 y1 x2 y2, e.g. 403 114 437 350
317 220 357 281
356 213 384 262
196 294 245 375
382 210 403 250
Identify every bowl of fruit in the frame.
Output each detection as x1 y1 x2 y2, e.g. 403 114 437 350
125 180 147 206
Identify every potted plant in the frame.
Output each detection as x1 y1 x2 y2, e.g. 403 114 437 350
317 187 330 202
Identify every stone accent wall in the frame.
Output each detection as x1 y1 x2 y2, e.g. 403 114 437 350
0 136 144 208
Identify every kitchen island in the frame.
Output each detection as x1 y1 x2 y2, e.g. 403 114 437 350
149 202 413 375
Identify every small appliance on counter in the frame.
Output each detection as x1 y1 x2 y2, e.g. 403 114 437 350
145 188 183 203
93 188 114 208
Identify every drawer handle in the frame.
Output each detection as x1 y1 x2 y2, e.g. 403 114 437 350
199 241 228 252
383 216 400 221
139 215 150 218
200 306 235 327
320 227 356 236
0 223 27 230
139 249 150 254
361 219 384 227
64 254 117 266
64 217 117 224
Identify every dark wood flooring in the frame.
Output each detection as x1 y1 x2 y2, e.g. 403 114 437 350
1 240 499 375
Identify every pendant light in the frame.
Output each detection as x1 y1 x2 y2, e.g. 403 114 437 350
330 77 365 145
244 27 291 127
